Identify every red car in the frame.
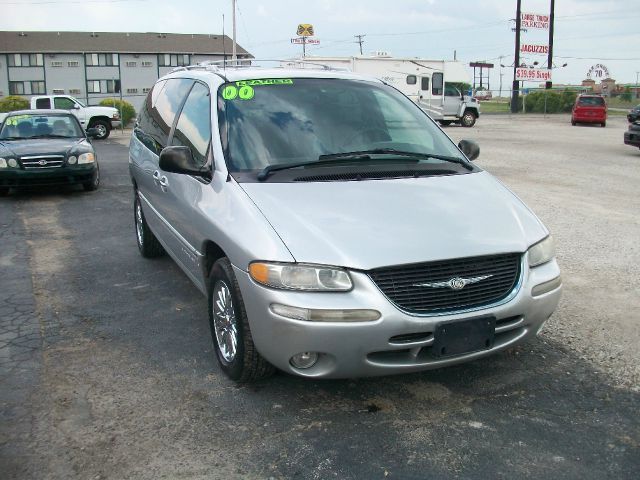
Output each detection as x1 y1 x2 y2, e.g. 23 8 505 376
571 94 607 127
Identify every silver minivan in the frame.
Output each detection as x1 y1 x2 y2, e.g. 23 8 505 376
129 64 561 382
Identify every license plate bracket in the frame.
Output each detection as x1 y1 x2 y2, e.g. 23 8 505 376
432 317 496 358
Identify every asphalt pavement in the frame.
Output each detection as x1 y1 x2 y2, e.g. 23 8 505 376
1 116 639 479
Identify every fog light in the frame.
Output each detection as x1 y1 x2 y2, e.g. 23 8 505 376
290 352 319 369
8 158 17 168
531 276 562 297
68 156 77 165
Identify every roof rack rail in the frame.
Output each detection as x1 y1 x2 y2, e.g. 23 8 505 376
169 58 344 74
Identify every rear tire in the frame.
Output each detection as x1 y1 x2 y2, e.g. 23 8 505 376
82 164 100 191
460 110 477 128
208 257 275 382
571 120 577 126
601 121 606 127
134 192 164 258
90 119 111 140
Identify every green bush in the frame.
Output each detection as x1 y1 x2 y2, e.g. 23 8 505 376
99 98 136 126
522 90 576 113
0 95 30 113
620 87 632 102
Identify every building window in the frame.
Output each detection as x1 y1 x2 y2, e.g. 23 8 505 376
106 79 121 93
31 81 45 94
87 80 101 93
9 81 25 94
158 54 190 67
52 89 65 94
126 61 137 67
126 88 138 94
68 61 79 67
8 53 43 67
69 88 81 95
85 53 119 66
142 61 153 67
51 61 63 67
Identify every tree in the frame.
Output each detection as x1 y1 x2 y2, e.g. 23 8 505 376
620 86 632 102
0 95 29 113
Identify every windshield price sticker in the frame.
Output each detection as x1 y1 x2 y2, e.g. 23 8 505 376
222 79 294 101
516 68 552 82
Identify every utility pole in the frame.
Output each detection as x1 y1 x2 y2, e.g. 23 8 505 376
231 0 237 61
545 0 555 89
354 34 365 55
510 0 522 113
498 55 506 98
636 71 639 98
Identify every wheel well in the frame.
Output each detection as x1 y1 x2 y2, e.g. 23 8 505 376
89 116 111 127
464 108 477 117
203 241 227 281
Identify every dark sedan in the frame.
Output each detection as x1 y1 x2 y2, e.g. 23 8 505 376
628 105 640 123
624 121 640 149
0 110 100 195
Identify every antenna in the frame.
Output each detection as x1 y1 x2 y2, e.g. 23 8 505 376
222 14 227 74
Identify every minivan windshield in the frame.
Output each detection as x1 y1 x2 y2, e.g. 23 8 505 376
217 78 466 174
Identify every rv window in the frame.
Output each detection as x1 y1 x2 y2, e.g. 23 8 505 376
406 75 417 85
432 73 443 96
421 77 429 91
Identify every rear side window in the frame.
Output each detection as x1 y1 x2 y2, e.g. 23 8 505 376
432 73 443 96
406 75 417 85
578 97 605 106
136 78 193 154
171 82 211 169
35 98 51 109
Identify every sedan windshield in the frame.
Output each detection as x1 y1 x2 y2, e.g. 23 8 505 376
218 78 466 173
0 114 84 139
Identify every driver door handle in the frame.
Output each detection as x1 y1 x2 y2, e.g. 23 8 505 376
152 170 169 188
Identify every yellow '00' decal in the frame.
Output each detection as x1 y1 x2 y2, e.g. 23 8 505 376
222 79 293 101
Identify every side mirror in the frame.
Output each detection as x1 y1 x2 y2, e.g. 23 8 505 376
159 146 204 176
73 104 81 110
458 139 480 161
86 128 99 138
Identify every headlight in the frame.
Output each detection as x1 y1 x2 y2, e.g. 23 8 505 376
249 262 352 291
528 236 555 267
8 158 17 168
67 155 77 165
0 158 6 168
112 112 120 119
77 152 95 164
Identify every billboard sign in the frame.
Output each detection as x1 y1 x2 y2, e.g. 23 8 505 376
521 12 550 30
516 68 552 82
520 44 550 55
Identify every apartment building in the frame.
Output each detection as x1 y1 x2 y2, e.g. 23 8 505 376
0 31 252 111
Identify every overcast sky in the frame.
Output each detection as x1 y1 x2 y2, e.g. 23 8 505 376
2 0 639 91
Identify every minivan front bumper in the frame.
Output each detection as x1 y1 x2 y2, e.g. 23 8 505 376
234 257 562 378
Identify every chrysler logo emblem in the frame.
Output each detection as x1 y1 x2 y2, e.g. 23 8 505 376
38 160 48 166
413 274 493 290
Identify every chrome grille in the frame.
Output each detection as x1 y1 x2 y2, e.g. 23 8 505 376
20 155 65 169
369 253 522 314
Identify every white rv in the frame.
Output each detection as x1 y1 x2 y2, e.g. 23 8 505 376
301 55 480 127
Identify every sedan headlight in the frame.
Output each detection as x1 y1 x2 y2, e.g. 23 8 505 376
77 152 95 164
527 236 555 267
249 262 352 291
0 158 7 168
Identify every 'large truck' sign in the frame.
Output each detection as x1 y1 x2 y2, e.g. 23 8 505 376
520 12 550 30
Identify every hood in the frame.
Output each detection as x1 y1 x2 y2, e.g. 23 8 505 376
0 138 88 157
88 105 118 115
240 171 548 270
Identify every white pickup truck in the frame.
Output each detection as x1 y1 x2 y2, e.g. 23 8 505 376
30 95 120 139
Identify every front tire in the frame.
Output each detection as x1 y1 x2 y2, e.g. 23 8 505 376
208 258 274 382
461 110 477 128
134 192 164 258
83 164 100 191
91 119 111 140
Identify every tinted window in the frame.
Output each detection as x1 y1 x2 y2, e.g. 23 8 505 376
171 83 211 168
137 78 193 154
218 78 462 173
578 96 605 106
445 85 460 97
432 73 443 96
421 77 429 91
35 98 51 109
54 97 76 109
406 75 417 85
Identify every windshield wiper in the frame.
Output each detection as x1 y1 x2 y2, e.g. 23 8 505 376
27 134 73 139
319 148 472 169
0 136 22 140
257 156 421 181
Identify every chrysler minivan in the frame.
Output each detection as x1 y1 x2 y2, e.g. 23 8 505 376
129 63 562 382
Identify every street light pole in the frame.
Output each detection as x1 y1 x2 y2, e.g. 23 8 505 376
510 0 522 113
636 71 639 98
545 0 555 89
231 0 237 61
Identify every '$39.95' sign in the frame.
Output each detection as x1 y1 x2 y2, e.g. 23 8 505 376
515 68 552 82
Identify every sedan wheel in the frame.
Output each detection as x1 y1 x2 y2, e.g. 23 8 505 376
212 280 239 363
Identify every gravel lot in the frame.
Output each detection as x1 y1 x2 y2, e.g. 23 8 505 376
1 114 639 479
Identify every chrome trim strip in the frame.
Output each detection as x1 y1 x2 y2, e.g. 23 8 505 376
138 191 202 257
21 155 65 160
368 254 526 318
